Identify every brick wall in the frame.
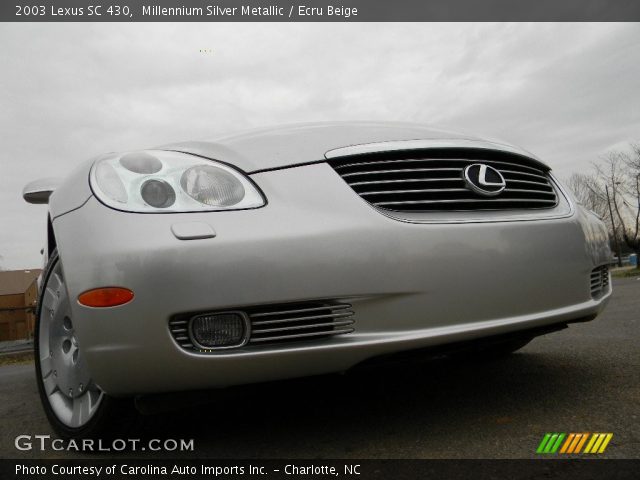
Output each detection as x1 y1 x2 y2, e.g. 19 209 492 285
0 281 38 341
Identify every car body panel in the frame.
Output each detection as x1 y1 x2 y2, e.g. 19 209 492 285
51 160 611 396
159 122 544 173
48 158 95 220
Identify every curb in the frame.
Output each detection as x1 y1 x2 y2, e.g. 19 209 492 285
0 349 34 362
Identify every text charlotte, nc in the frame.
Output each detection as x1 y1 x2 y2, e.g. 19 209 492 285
143 4 359 18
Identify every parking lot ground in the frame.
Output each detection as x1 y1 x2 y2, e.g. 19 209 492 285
1 277 638 459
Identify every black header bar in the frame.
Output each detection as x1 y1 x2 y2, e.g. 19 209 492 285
3 459 640 480
2 0 639 22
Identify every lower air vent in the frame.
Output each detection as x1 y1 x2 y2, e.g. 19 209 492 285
168 318 193 350
170 301 355 352
247 302 355 345
590 265 610 299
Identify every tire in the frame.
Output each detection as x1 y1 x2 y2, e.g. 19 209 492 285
34 249 136 440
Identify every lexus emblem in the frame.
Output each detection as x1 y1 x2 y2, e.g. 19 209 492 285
463 164 506 197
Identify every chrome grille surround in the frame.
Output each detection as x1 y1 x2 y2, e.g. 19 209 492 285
590 265 610 299
170 301 355 352
327 149 558 212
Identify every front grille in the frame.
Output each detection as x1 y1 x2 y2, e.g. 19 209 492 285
170 301 355 352
328 150 558 212
590 265 610 299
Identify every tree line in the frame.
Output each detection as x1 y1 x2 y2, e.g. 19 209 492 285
567 144 640 269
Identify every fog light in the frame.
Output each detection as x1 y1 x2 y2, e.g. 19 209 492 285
190 312 249 349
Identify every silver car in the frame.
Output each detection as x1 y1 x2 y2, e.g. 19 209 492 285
23 122 612 439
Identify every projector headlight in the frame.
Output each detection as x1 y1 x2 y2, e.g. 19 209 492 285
90 150 265 213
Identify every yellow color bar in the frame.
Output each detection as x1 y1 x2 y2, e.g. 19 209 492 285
590 434 606 453
597 434 613 454
584 433 608 453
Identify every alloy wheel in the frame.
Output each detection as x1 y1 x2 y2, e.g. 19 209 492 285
38 262 104 428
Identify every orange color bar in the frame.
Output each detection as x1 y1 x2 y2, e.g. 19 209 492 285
560 434 576 454
567 434 582 454
573 433 590 454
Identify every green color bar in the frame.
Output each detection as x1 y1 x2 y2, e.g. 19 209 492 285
543 434 559 453
550 433 566 453
537 433 552 454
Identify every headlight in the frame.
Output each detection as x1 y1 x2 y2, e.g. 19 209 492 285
180 165 246 207
90 150 265 212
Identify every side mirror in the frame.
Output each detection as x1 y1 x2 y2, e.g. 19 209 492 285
23 178 62 204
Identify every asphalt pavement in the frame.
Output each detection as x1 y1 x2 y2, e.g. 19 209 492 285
1 277 638 459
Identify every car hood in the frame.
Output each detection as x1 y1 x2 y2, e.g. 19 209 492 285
158 121 546 173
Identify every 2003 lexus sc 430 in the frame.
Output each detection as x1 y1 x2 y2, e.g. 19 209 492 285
23 122 612 438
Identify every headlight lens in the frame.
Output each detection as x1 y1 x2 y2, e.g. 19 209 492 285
180 165 245 207
95 161 128 204
120 151 163 174
90 150 265 213
140 179 176 208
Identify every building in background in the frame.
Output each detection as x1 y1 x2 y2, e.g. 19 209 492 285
0 269 41 341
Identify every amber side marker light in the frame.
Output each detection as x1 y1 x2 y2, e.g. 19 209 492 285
78 287 134 307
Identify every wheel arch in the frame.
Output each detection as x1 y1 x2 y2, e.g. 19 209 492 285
47 214 57 258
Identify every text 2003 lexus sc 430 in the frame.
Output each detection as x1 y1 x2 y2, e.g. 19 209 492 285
23 122 612 439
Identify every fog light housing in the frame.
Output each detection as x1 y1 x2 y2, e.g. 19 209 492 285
189 312 249 349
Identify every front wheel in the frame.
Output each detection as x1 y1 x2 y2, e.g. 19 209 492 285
35 250 134 439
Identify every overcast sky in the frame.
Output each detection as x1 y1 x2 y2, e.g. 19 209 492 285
1 22 639 269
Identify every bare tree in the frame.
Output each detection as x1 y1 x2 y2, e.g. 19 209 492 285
595 146 640 270
566 172 608 218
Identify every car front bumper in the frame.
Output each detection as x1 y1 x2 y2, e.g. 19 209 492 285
53 163 612 396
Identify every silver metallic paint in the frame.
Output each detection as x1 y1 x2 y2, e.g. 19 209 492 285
23 177 62 204
51 161 611 396
33 123 612 397
160 122 528 173
48 158 96 220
